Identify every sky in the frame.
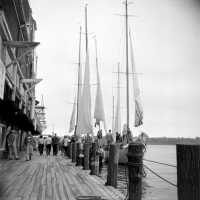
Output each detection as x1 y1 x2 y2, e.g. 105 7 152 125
30 0 200 138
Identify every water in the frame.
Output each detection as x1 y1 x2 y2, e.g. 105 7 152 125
100 145 177 200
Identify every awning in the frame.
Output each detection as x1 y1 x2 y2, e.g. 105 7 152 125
0 99 40 135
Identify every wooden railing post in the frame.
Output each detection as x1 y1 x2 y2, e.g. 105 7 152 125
177 144 200 200
90 142 99 175
105 144 119 188
83 142 90 170
72 142 77 163
127 142 144 200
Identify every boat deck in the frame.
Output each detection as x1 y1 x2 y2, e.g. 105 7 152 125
0 153 125 200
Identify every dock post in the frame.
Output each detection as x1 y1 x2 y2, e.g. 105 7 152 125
177 144 200 200
127 142 144 200
105 144 119 188
76 142 82 166
72 142 77 163
83 142 90 170
69 142 72 158
90 142 99 175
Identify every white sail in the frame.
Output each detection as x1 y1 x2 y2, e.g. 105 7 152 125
113 63 121 141
69 96 76 133
76 52 93 135
129 31 143 127
94 39 106 130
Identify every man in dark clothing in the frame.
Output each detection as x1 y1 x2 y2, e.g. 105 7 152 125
52 134 59 156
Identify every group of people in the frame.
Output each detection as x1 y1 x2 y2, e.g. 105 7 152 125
37 134 60 156
4 125 36 161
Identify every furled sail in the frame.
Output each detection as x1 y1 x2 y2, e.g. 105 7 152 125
69 96 76 133
76 52 93 135
129 31 143 127
113 63 121 141
94 39 106 130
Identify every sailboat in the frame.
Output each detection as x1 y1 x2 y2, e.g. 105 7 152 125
68 26 82 136
104 0 144 164
69 5 106 139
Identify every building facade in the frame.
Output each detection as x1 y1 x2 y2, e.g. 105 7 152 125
0 0 42 156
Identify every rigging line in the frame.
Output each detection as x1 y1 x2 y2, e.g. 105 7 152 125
144 164 177 187
143 159 177 168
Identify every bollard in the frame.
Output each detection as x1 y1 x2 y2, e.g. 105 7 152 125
90 142 99 175
72 142 77 163
83 143 90 170
177 144 200 200
127 142 144 200
76 142 82 166
105 144 119 188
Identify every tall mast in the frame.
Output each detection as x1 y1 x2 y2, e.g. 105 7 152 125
125 0 130 130
85 4 88 54
75 26 82 133
94 37 100 130
112 95 115 134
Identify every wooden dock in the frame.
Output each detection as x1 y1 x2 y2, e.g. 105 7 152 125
0 153 125 200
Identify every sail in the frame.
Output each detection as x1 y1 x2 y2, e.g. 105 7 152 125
76 52 93 135
129 31 143 127
113 64 121 140
94 40 106 130
69 96 76 133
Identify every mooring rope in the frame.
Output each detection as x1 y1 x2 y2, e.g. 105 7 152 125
143 158 176 168
143 164 177 187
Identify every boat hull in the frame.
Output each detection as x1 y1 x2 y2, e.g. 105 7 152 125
104 147 128 164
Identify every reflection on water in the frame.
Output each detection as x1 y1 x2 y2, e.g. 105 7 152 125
100 145 177 200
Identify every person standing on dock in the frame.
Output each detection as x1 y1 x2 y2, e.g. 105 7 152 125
7 129 19 160
38 135 44 156
97 129 104 174
63 136 69 156
24 131 35 161
106 129 113 146
45 135 52 156
52 134 59 156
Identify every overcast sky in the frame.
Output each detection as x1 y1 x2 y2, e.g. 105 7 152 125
30 0 200 138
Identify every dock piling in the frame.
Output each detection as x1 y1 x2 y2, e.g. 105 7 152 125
83 142 90 170
177 144 200 200
76 142 82 166
72 142 77 163
69 142 72 158
90 142 99 175
127 142 144 200
105 144 119 188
